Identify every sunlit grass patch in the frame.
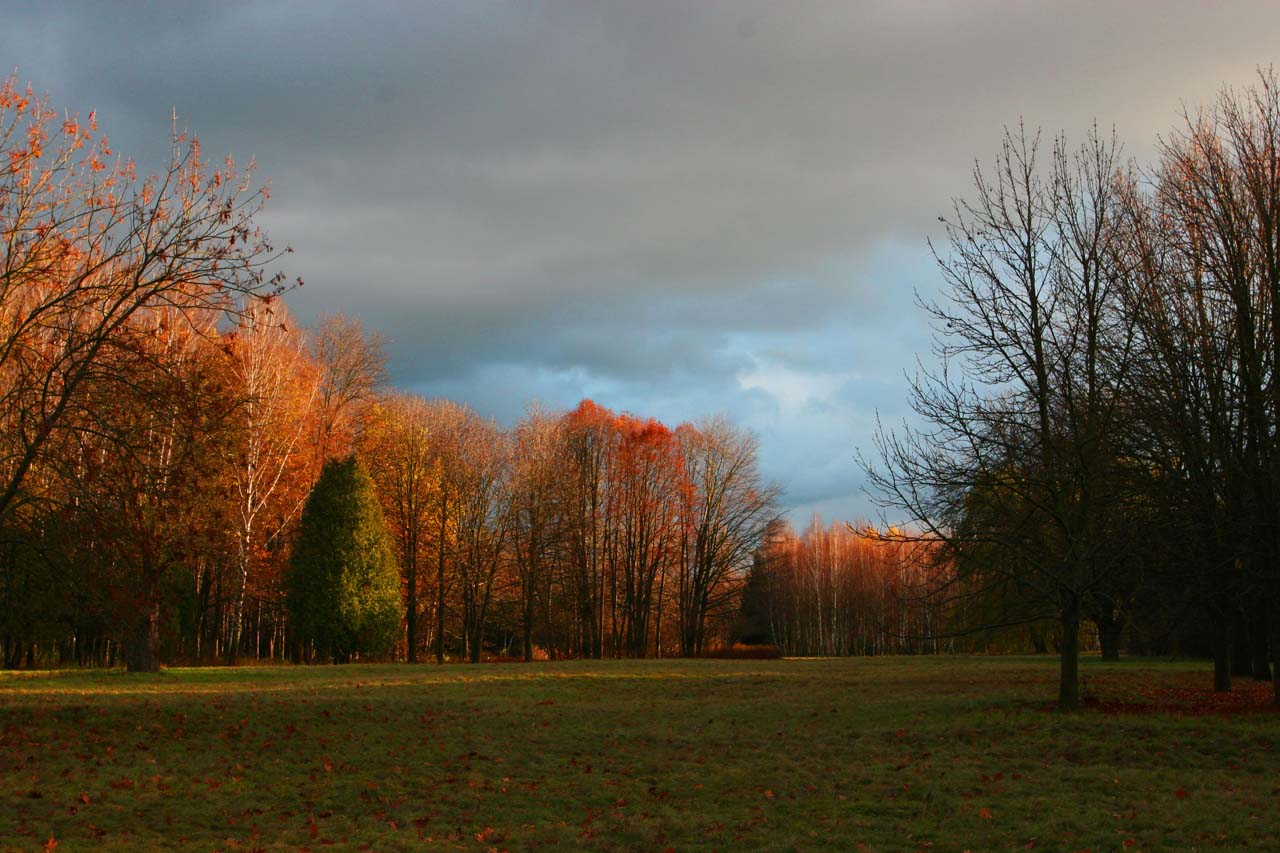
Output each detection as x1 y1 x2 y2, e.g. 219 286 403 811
1 656 1276 850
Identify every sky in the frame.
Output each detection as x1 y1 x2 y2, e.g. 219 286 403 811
3 2 1277 526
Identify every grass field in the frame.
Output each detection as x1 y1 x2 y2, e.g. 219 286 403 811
1 656 1277 851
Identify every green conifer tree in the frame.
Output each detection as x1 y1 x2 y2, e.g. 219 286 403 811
287 456 401 661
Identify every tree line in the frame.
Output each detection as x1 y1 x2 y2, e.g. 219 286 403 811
292 396 780 666
738 519 945 656
0 279 781 670
0 77 781 669
866 69 1280 708
738 518 1096 659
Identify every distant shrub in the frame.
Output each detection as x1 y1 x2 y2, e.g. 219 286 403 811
704 643 783 660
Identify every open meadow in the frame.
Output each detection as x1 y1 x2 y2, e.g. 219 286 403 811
2 656 1277 850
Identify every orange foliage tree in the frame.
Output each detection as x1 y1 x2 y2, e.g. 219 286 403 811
0 76 292 527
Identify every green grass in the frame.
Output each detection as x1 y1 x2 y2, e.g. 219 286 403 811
1 656 1277 851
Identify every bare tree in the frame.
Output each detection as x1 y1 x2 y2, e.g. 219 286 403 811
1137 69 1280 700
453 416 511 663
676 417 780 656
419 399 471 663
309 313 387 473
561 400 619 658
865 123 1134 709
510 405 565 661
222 303 318 662
610 415 683 657
361 393 438 662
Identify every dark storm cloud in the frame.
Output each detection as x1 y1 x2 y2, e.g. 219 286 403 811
3 1 1278 521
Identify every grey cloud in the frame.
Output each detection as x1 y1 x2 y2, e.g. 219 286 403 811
2 1 1277 523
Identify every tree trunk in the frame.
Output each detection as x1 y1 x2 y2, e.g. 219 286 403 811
3 635 19 669
654 564 665 658
126 601 161 673
435 498 448 664
1058 595 1081 710
1029 623 1048 654
1232 607 1254 677
1271 586 1280 706
406 551 418 663
522 591 534 663
1211 606 1232 693
1253 597 1272 681
1096 615 1123 662
226 529 253 665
